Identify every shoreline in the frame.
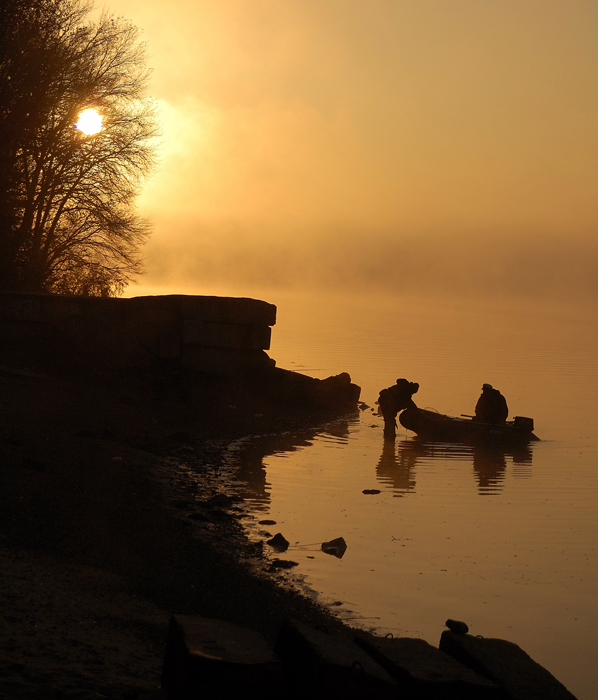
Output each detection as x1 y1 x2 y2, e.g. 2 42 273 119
0 360 358 698
1 345 580 699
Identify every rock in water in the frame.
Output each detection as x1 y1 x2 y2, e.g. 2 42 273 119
267 532 289 551
321 537 347 558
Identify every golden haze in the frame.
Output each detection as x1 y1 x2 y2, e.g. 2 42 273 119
104 0 598 298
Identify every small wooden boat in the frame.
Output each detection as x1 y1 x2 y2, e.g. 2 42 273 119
399 407 539 444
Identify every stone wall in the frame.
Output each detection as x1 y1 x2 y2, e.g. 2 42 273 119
0 291 277 375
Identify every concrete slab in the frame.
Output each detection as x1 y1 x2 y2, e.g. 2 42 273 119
0 291 278 374
274 619 397 699
177 294 277 325
439 630 578 700
356 634 502 699
182 320 271 351
161 615 283 700
181 345 275 374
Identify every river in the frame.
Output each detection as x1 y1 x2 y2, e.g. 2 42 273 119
226 290 598 700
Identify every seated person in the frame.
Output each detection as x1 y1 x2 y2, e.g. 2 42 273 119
474 383 508 423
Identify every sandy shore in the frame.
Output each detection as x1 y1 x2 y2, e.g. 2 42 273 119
0 360 355 699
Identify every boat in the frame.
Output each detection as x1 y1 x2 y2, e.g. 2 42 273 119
398 407 539 444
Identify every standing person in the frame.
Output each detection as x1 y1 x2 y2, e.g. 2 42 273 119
474 383 508 423
378 378 419 439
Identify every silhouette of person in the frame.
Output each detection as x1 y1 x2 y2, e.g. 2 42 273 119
378 378 419 439
474 383 508 423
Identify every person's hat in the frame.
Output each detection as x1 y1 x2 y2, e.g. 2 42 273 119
396 378 409 385
482 383 492 390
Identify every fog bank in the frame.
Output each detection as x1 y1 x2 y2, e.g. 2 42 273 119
107 0 598 300
138 222 598 301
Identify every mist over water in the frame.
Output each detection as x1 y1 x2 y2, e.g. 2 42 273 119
109 0 598 306
139 226 598 301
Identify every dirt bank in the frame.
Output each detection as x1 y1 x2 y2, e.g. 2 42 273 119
0 359 358 699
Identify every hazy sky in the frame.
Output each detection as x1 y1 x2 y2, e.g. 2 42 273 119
108 0 598 298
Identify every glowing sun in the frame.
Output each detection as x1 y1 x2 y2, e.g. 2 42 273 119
75 108 103 135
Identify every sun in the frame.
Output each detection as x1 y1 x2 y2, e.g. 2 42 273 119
75 108 103 135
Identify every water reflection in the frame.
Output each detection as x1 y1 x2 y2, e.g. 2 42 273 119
375 439 416 496
473 443 533 492
376 438 534 495
231 421 535 506
473 446 507 492
230 421 352 505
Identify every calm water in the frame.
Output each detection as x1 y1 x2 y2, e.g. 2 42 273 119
227 291 598 700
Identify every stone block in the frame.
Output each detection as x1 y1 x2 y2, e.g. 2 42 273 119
177 295 277 326
251 323 272 350
0 291 91 322
0 291 279 375
0 293 43 321
356 634 502 699
127 301 175 327
181 345 275 375
274 619 397 699
161 615 283 700
181 318 204 344
439 630 578 700
310 372 362 408
182 321 271 351
158 330 181 359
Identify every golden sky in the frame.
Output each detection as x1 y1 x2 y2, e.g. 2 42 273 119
110 0 598 298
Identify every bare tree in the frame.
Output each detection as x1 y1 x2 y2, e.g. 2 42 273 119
0 0 158 296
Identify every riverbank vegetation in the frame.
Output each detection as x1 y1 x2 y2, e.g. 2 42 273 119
0 0 157 296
